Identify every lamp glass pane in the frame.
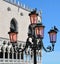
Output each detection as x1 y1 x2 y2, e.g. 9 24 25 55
30 15 38 24
49 32 56 43
39 27 44 38
35 27 39 36
35 26 44 38
9 33 17 43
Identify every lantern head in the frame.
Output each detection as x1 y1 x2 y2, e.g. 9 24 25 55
48 29 57 43
8 31 18 43
35 23 45 39
29 9 38 24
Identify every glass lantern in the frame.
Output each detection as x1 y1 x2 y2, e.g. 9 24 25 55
48 29 57 43
8 32 18 43
35 23 45 39
29 10 38 24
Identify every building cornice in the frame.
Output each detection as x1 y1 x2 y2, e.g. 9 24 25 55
3 0 32 12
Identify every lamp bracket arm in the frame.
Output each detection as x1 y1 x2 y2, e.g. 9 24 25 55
43 44 52 52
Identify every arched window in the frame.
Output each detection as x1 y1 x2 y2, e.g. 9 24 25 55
10 18 18 32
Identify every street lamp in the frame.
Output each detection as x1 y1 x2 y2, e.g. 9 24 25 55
29 9 38 24
8 9 58 64
8 32 18 43
34 23 45 39
8 30 18 49
48 29 57 51
48 29 57 43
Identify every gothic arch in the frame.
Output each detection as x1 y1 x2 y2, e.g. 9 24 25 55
10 18 18 32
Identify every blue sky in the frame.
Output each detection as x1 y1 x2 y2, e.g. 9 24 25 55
17 0 60 64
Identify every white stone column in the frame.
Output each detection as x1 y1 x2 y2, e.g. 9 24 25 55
23 51 24 62
3 51 5 63
8 46 10 62
12 52 14 64
12 52 13 59
20 52 21 62
12 47 14 63
3 46 6 63
16 52 17 62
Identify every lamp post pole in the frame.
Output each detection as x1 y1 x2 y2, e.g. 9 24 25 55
33 39 37 64
34 48 36 64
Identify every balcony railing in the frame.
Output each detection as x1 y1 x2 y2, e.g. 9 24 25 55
0 59 41 64
0 59 28 64
0 37 42 64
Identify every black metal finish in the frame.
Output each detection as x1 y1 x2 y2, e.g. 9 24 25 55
29 9 38 16
34 49 36 64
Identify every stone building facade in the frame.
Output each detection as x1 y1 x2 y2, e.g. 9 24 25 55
0 0 42 64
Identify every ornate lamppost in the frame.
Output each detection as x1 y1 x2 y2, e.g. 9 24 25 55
8 9 58 64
